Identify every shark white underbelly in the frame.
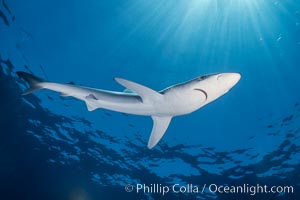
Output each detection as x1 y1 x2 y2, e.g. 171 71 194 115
17 71 241 149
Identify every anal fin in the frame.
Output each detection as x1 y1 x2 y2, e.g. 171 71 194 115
85 94 99 111
60 92 70 97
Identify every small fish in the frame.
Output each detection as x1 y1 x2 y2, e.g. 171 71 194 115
276 35 282 42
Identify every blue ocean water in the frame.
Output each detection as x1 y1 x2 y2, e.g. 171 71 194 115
0 0 300 199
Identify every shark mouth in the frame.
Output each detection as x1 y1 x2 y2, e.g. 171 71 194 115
194 88 208 101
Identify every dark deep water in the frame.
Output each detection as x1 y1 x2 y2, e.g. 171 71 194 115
1 0 300 199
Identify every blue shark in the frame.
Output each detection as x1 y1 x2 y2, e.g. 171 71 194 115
17 71 241 149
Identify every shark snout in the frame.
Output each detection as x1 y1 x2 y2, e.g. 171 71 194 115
216 73 241 92
218 73 241 84
229 73 241 85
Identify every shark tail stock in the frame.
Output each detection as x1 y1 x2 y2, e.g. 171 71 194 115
17 72 174 149
17 71 45 95
17 71 98 112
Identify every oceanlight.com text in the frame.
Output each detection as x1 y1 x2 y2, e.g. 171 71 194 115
124 183 294 196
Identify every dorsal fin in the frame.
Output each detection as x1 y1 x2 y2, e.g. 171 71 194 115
123 88 135 94
114 78 162 103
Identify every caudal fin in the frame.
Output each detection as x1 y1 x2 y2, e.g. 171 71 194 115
17 71 44 95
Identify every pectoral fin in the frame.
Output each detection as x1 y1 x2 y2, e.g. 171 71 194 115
148 116 172 149
115 78 162 103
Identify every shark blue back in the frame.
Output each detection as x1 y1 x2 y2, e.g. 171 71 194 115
17 71 240 149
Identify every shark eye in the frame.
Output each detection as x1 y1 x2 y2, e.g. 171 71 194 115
197 75 210 81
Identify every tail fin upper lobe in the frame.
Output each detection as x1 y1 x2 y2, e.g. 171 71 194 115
17 71 44 95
